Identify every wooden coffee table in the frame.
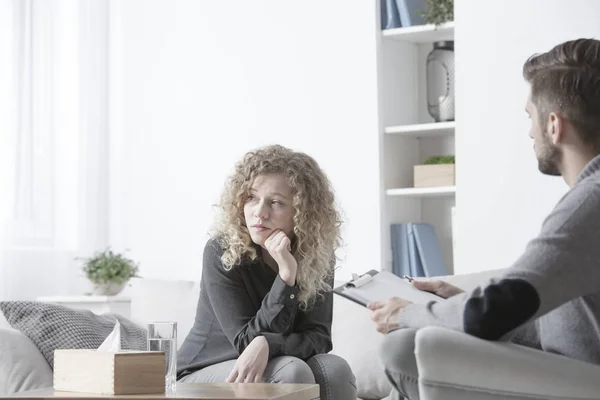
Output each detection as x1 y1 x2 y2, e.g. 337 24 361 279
8 383 320 400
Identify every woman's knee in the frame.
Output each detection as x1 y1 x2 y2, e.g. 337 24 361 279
307 354 357 400
379 328 419 376
269 356 315 384
307 353 355 384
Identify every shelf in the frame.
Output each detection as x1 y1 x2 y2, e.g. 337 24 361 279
382 22 454 43
385 121 455 138
386 186 456 198
36 296 131 303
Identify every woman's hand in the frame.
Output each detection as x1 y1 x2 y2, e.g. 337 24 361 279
412 279 464 299
264 229 298 286
226 336 270 383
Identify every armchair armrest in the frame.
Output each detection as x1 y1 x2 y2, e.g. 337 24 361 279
415 327 600 400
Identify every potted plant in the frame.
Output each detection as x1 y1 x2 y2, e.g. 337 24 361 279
420 0 454 26
79 248 140 296
414 155 455 188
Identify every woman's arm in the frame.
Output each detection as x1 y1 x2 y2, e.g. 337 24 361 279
202 239 333 359
262 264 334 359
261 287 333 359
225 291 333 383
202 240 299 355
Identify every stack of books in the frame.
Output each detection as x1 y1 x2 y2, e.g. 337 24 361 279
391 223 447 278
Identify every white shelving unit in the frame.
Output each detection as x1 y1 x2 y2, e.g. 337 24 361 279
376 10 456 274
386 186 456 198
382 22 455 43
385 121 455 137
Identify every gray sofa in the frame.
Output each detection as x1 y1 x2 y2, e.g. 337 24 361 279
2 269 600 399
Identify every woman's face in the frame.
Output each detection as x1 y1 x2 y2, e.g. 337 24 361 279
243 173 295 247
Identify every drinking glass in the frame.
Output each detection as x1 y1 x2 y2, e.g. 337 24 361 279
147 321 177 393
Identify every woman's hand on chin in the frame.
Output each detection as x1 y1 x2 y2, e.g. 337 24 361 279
264 229 298 286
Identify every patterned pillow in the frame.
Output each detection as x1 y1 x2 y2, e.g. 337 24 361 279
0 301 147 368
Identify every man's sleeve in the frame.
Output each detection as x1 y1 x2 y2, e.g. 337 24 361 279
396 182 600 341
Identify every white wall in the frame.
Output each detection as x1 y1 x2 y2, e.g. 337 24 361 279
109 0 381 282
454 0 600 274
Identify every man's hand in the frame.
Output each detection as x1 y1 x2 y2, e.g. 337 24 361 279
264 230 298 286
226 336 269 383
367 297 412 334
412 279 464 299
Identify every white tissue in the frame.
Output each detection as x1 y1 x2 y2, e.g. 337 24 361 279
97 320 122 352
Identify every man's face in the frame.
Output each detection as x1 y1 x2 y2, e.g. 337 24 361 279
526 96 562 176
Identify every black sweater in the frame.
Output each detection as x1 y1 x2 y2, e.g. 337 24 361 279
177 239 333 378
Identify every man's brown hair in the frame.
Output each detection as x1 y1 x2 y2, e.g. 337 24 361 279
523 39 600 148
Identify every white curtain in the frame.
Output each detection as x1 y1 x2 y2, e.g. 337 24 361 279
0 0 109 300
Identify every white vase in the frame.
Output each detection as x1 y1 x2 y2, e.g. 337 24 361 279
426 41 455 122
92 282 126 296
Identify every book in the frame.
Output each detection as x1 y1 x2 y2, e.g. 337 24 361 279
395 0 426 27
391 224 410 277
413 223 447 277
407 223 426 277
53 350 166 395
382 0 402 30
333 270 444 307
391 223 447 278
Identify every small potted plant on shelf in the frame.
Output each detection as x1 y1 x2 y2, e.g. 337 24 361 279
79 248 140 296
420 0 454 26
414 155 455 188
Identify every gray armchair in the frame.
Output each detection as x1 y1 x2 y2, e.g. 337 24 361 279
403 270 600 400
415 326 600 399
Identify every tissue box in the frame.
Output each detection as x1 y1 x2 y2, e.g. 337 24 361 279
54 350 166 395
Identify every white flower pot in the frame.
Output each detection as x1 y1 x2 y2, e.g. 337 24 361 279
92 282 126 296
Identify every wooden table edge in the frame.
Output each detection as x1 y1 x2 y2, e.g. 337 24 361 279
5 383 320 400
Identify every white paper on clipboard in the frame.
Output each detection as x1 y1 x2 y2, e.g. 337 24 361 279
333 270 443 307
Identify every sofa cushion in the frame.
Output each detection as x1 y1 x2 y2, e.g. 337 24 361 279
0 309 10 330
331 294 392 400
0 328 53 395
0 301 147 368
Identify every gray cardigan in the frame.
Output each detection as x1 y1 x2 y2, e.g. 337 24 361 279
177 239 333 378
397 154 600 365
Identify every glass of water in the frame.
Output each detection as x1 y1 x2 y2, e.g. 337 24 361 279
147 321 177 393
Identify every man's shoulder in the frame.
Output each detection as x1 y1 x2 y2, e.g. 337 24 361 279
564 179 600 205
546 180 600 231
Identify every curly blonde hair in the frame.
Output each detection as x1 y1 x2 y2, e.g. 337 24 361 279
212 145 342 310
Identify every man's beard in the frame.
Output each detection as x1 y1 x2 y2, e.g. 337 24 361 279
537 137 562 176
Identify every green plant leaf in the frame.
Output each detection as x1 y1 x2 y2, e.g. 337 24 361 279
419 0 454 26
423 155 455 164
78 248 140 285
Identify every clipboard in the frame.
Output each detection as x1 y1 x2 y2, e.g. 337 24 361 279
333 270 444 307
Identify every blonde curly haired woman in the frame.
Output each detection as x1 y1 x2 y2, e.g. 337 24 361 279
177 145 356 399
